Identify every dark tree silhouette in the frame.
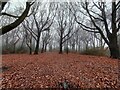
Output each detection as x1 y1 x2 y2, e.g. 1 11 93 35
0 1 34 35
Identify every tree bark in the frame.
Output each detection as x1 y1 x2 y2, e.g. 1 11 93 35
59 43 63 54
108 34 120 58
59 37 63 54
34 35 40 54
108 1 120 59
41 43 44 53
59 30 63 54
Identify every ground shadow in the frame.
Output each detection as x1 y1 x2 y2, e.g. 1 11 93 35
0 66 10 73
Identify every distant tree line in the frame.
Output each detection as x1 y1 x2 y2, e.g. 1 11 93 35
0 0 120 59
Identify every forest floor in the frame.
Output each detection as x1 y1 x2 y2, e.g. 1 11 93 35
1 52 119 89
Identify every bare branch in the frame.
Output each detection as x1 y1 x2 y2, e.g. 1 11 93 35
0 2 33 35
116 1 120 10
80 25 99 33
1 12 19 18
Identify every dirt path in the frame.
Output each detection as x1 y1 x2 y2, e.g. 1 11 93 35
1 52 119 89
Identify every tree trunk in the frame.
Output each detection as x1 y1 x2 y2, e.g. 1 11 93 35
59 32 63 54
59 39 63 54
49 45 52 52
66 47 69 54
41 43 44 53
30 37 32 55
44 44 47 52
109 44 119 59
85 42 88 50
66 39 69 54
13 44 16 53
109 2 119 58
109 35 120 58
34 36 40 54
72 43 75 51
59 43 63 54
29 48 32 55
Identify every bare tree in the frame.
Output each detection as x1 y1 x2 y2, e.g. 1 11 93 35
33 2 56 54
22 2 57 54
24 28 33 55
71 1 120 58
41 30 51 53
56 3 77 54
2 27 20 53
0 1 34 35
